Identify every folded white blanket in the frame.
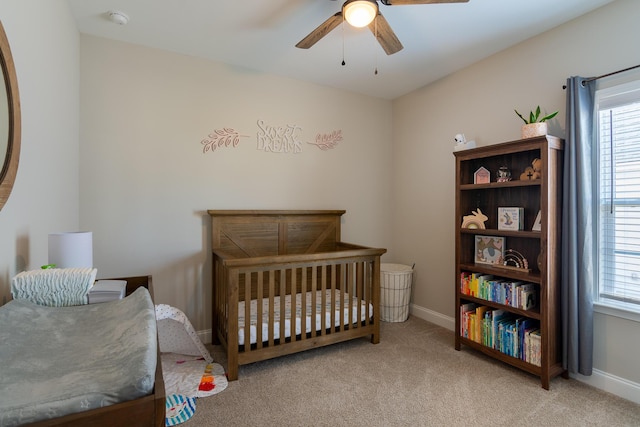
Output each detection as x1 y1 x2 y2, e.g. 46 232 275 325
11 268 97 307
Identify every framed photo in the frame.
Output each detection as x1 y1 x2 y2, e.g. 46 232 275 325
474 235 505 265
532 210 542 231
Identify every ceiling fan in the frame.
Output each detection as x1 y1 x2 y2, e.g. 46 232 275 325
296 0 469 55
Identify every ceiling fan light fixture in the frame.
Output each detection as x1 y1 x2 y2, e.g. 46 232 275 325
343 0 378 28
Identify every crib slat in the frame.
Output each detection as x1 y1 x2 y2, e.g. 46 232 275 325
364 261 371 324
311 266 317 338
356 261 363 329
291 266 297 343
256 271 263 349
227 269 239 381
268 271 275 347
339 262 346 329
330 264 336 333
301 266 307 341
320 265 327 336
279 268 286 344
244 272 252 352
347 262 354 330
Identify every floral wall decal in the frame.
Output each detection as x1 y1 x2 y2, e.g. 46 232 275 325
256 119 304 154
201 128 248 153
307 130 343 151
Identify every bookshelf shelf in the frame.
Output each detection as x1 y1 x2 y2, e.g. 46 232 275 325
459 294 542 320
458 263 541 284
454 135 566 390
458 336 542 376
460 228 541 239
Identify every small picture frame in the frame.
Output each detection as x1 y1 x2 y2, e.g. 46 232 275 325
498 207 524 231
474 167 490 184
532 210 542 231
474 235 505 265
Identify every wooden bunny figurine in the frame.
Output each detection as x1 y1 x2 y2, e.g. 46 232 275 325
461 209 488 229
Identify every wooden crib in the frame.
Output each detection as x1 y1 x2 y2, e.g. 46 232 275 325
209 210 386 380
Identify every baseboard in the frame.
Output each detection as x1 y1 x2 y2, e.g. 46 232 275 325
198 329 213 345
572 369 640 404
409 303 455 331
409 302 640 405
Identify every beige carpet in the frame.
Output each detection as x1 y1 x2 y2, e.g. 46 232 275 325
189 316 640 426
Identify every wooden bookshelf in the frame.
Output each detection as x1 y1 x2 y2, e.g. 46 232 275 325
453 135 566 389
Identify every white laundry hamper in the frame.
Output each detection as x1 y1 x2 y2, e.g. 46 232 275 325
380 263 414 322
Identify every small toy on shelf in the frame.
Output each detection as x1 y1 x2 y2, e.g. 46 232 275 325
520 158 542 180
497 166 512 182
474 167 491 184
461 209 488 229
502 248 530 271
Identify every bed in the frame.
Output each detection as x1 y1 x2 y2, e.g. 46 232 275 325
0 275 165 427
209 210 387 380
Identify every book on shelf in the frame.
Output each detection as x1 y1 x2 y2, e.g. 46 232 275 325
461 271 539 311
88 279 127 304
460 272 495 298
522 288 538 310
497 207 524 231
459 303 542 365
526 329 542 367
490 309 507 350
460 302 477 338
475 306 490 344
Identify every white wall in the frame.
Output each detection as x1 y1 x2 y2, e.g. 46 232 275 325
79 35 394 332
393 0 640 399
0 1 79 302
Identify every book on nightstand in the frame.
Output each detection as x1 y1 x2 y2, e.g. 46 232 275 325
88 280 127 304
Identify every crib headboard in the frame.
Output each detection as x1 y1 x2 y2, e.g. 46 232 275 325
208 210 346 258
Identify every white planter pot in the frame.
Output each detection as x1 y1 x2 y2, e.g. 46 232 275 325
521 122 548 139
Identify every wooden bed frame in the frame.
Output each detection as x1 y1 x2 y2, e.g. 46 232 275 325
209 210 387 380
27 275 165 427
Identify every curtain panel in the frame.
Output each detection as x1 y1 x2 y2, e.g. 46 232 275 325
561 76 595 375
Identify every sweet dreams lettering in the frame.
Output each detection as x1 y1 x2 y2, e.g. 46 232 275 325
256 120 303 154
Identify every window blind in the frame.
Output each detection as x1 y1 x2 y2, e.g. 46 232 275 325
598 100 640 307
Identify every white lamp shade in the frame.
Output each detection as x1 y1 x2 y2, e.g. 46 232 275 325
344 0 378 28
48 231 93 268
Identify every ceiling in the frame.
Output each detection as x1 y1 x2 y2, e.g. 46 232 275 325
66 0 615 100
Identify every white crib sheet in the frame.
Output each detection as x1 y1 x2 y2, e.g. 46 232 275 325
238 290 372 346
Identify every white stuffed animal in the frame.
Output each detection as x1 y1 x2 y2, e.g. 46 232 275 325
454 133 466 144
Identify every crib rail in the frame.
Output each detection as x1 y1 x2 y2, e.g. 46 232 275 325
212 244 385 380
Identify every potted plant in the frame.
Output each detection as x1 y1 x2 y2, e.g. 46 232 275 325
514 106 558 139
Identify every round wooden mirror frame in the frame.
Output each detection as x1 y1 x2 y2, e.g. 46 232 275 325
0 20 21 212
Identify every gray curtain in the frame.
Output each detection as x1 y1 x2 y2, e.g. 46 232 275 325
561 76 595 375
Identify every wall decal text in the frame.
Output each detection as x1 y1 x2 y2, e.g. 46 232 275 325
256 120 303 154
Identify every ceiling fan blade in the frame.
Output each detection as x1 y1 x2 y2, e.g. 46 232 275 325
368 13 403 55
295 12 343 49
379 0 469 5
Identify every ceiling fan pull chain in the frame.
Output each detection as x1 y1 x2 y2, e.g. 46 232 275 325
342 17 346 66
374 16 378 75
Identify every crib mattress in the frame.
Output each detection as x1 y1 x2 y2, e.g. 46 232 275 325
238 290 372 346
0 287 157 426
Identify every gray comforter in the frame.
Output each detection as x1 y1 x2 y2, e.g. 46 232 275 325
0 287 157 426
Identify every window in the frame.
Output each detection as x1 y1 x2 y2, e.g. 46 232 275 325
595 80 640 314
